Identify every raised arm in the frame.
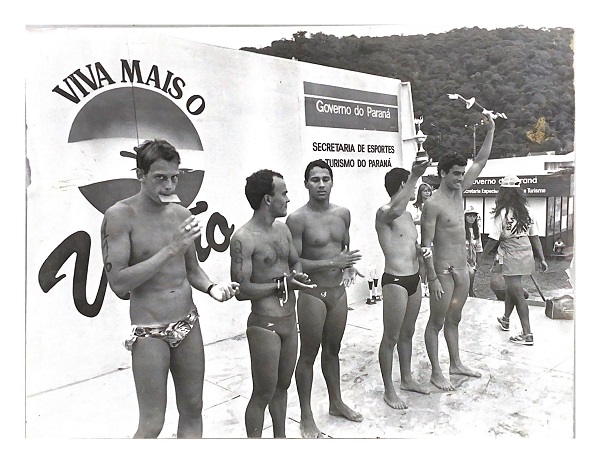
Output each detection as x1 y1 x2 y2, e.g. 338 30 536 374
377 160 430 225
101 205 200 297
462 112 496 191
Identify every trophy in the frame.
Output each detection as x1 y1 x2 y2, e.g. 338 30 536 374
414 117 429 163
447 94 507 120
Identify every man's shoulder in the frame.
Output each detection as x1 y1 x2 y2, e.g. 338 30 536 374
105 198 134 219
286 206 308 224
330 203 351 218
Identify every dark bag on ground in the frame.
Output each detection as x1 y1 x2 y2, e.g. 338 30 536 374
545 294 574 320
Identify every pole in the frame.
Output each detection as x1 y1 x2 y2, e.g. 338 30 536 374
473 125 476 158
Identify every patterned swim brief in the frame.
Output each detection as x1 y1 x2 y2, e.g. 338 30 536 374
124 307 198 352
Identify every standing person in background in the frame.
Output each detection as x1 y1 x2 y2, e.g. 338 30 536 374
412 183 433 296
286 159 363 438
479 174 548 346
464 206 483 297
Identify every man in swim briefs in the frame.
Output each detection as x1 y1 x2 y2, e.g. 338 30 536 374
375 159 431 409
286 159 363 438
420 112 495 391
101 139 239 438
230 169 314 438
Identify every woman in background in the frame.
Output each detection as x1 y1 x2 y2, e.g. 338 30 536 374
464 206 482 297
479 175 547 346
412 183 433 296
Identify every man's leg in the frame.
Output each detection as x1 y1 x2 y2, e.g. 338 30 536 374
446 268 481 378
170 321 205 438
131 338 171 438
245 326 282 438
268 317 299 438
379 284 409 409
295 292 327 438
399 286 429 394
504 275 531 334
322 290 363 422
425 273 454 391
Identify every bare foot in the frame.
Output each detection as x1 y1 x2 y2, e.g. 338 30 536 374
450 364 481 378
400 379 430 395
300 418 324 438
383 390 407 409
329 402 363 422
430 371 454 391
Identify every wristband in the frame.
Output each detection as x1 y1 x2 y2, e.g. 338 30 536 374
427 276 438 283
206 283 216 294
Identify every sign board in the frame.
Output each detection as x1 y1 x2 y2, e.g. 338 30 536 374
463 174 572 197
26 28 418 394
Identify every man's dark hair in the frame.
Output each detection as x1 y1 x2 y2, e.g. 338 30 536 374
437 153 467 177
245 169 284 210
135 139 181 174
304 159 333 183
384 167 410 197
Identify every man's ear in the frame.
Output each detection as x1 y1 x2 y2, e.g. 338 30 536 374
264 194 272 206
135 168 144 180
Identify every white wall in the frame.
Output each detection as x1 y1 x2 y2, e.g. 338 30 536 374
26 29 417 394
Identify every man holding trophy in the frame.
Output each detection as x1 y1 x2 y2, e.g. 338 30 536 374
420 110 496 391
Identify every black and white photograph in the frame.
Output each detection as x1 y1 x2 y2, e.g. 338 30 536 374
15 1 593 457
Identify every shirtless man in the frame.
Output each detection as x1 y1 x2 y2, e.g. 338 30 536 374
101 139 239 438
375 160 431 409
286 160 363 438
421 113 495 391
230 169 315 438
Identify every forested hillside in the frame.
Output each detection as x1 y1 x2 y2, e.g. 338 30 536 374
241 27 574 160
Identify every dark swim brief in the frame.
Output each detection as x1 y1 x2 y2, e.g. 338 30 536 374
298 285 346 311
381 272 421 296
123 307 198 352
247 311 296 341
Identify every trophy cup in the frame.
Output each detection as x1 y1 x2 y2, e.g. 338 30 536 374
414 117 429 163
447 94 507 119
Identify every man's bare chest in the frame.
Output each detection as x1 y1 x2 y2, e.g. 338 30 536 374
303 215 346 246
130 214 181 259
252 232 289 267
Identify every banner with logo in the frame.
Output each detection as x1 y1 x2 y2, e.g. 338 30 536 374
25 28 418 394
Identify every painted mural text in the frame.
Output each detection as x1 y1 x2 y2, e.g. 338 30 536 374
38 203 234 318
52 59 206 115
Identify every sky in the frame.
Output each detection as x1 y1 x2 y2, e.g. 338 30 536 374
19 1 583 48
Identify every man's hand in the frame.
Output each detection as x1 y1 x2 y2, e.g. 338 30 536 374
333 247 362 268
341 266 364 287
539 260 549 272
421 246 433 259
411 158 431 178
209 282 240 301
481 111 496 131
174 215 203 252
428 278 444 300
285 270 317 290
